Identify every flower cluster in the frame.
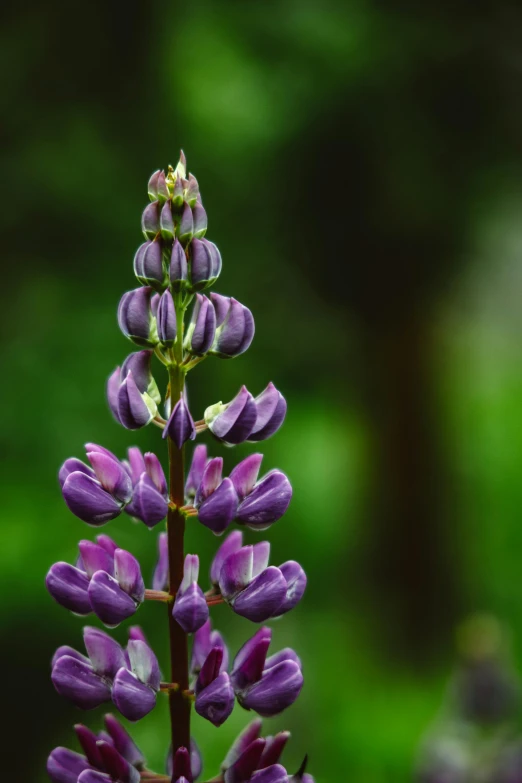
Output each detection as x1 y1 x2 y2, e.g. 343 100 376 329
47 154 313 783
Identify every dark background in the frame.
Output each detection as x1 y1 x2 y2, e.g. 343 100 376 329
3 2 522 780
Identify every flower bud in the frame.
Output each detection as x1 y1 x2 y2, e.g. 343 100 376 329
117 372 158 430
88 571 138 627
141 201 161 240
189 238 222 292
210 294 255 358
170 239 188 292
193 200 208 238
129 474 168 528
178 203 194 245
172 554 209 634
194 458 238 535
231 627 303 717
236 470 293 530
248 383 287 442
46 562 91 615
210 530 244 586
148 170 170 204
195 647 234 726
185 444 208 500
162 396 196 449
104 713 145 768
191 618 229 677
184 294 217 356
152 532 169 592
118 287 158 348
204 386 258 445
133 241 166 292
156 289 177 347
172 174 184 209
160 200 175 240
47 748 92 783
185 173 200 208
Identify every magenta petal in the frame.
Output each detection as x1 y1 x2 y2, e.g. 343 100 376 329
52 656 111 710
46 563 91 615
210 530 243 586
83 626 126 678
197 478 238 535
62 472 123 526
47 748 92 783
231 567 287 623
195 671 234 727
112 668 157 721
236 471 292 530
239 660 303 717
78 540 114 578
88 571 138 627
229 454 263 500
231 627 271 692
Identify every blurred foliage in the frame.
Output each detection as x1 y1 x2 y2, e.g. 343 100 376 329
3 1 522 781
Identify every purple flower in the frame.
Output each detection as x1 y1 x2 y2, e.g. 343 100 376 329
73 721 143 783
210 530 244 587
46 535 145 627
166 739 202 781
156 289 177 347
152 531 169 592
133 240 166 291
193 200 208 239
163 396 196 449
172 554 209 633
229 455 292 530
210 294 255 359
179 202 194 245
47 747 93 783
117 287 159 348
231 627 303 717
107 351 160 430
189 238 222 292
184 294 217 356
160 200 175 240
247 383 287 442
190 618 229 677
59 445 133 526
141 201 161 240
194 457 238 535
221 720 292 783
185 444 209 501
170 239 188 292
205 384 287 446
204 386 258 445
124 447 168 527
148 169 170 203
52 627 160 721
216 541 306 623
194 647 234 727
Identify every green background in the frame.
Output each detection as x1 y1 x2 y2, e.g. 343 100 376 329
3 2 522 780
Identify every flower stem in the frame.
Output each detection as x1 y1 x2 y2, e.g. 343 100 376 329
166 342 191 764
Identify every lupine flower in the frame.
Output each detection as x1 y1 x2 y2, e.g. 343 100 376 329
230 454 293 530
210 294 255 358
193 200 208 239
163 396 196 449
214 535 306 622
152 531 169 592
221 719 292 783
59 444 133 526
148 169 170 203
205 384 286 445
194 457 238 535
46 535 145 626
156 289 177 347
191 618 229 676
160 199 175 240
231 627 303 717
133 240 166 291
204 386 257 445
170 239 188 291
184 294 217 356
141 201 161 240
179 202 194 245
247 383 287 442
172 554 209 633
189 237 222 292
194 646 235 726
185 444 209 500
118 287 159 348
107 350 161 430
51 627 160 721
166 739 203 781
123 447 168 527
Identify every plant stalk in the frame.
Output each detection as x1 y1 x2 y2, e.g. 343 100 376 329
166 348 191 766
